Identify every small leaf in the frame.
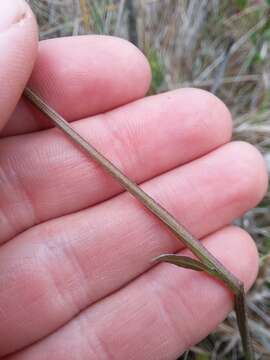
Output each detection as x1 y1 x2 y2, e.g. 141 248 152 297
153 254 210 272
148 49 164 93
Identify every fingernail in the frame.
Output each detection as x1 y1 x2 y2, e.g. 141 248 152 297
0 0 27 33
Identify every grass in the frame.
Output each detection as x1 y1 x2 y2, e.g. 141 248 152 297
26 1 270 358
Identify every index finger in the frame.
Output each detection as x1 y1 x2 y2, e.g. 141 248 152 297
2 35 151 136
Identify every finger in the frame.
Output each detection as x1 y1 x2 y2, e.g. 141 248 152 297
0 0 37 131
0 88 232 243
0 141 266 355
2 35 151 136
6 226 259 360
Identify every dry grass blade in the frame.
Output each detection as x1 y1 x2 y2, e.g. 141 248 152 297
24 87 254 360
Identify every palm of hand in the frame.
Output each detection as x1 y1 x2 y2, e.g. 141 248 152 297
0 3 267 360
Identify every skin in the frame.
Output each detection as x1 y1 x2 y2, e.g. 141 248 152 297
0 1 268 359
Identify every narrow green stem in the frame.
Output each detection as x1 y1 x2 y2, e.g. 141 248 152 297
24 87 254 359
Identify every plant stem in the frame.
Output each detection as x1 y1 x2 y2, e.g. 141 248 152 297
24 87 254 359
235 289 254 360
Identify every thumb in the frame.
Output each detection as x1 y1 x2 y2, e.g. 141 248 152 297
0 0 38 131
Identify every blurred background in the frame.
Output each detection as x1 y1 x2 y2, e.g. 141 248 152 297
26 1 270 359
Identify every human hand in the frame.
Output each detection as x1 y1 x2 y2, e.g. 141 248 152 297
0 1 268 359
